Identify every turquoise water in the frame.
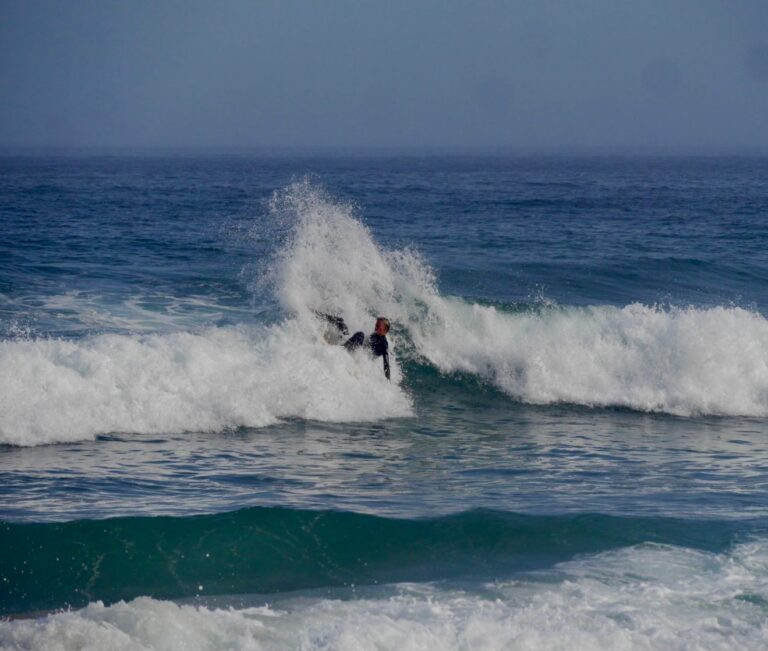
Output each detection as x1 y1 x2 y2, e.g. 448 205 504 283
2 155 768 649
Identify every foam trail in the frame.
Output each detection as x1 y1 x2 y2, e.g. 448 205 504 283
4 539 768 650
0 322 410 446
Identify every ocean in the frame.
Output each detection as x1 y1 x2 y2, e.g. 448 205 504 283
1 154 768 650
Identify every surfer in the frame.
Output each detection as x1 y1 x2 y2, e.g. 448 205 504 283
315 312 391 380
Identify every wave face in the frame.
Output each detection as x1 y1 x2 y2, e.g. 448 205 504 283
2 181 768 446
3 534 768 650
0 506 749 616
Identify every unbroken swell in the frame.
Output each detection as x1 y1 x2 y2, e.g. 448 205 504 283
0 506 748 616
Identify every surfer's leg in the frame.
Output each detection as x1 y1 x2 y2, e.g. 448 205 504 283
314 311 349 335
343 332 365 351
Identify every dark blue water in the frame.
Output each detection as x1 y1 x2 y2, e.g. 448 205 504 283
4 156 767 335
2 155 768 649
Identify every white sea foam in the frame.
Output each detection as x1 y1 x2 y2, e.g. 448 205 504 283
4 539 767 650
0 322 410 446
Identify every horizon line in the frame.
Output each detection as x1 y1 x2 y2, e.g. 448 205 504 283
2 144 768 158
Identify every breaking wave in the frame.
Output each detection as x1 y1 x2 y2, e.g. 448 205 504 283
0 322 410 446
268 181 768 418
2 181 768 446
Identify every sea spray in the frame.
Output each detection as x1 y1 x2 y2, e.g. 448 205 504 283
265 180 437 329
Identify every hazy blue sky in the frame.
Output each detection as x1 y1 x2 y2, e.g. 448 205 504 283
1 0 767 150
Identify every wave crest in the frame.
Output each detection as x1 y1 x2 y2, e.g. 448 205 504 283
415 301 768 417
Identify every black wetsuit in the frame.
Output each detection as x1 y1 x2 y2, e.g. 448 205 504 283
344 331 390 380
315 312 348 336
368 332 390 381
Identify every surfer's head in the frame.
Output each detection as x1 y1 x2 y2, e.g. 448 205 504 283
374 317 390 336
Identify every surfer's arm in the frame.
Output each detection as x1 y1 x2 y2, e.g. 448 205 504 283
382 351 390 381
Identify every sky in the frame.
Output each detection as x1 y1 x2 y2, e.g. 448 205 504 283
1 0 767 150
